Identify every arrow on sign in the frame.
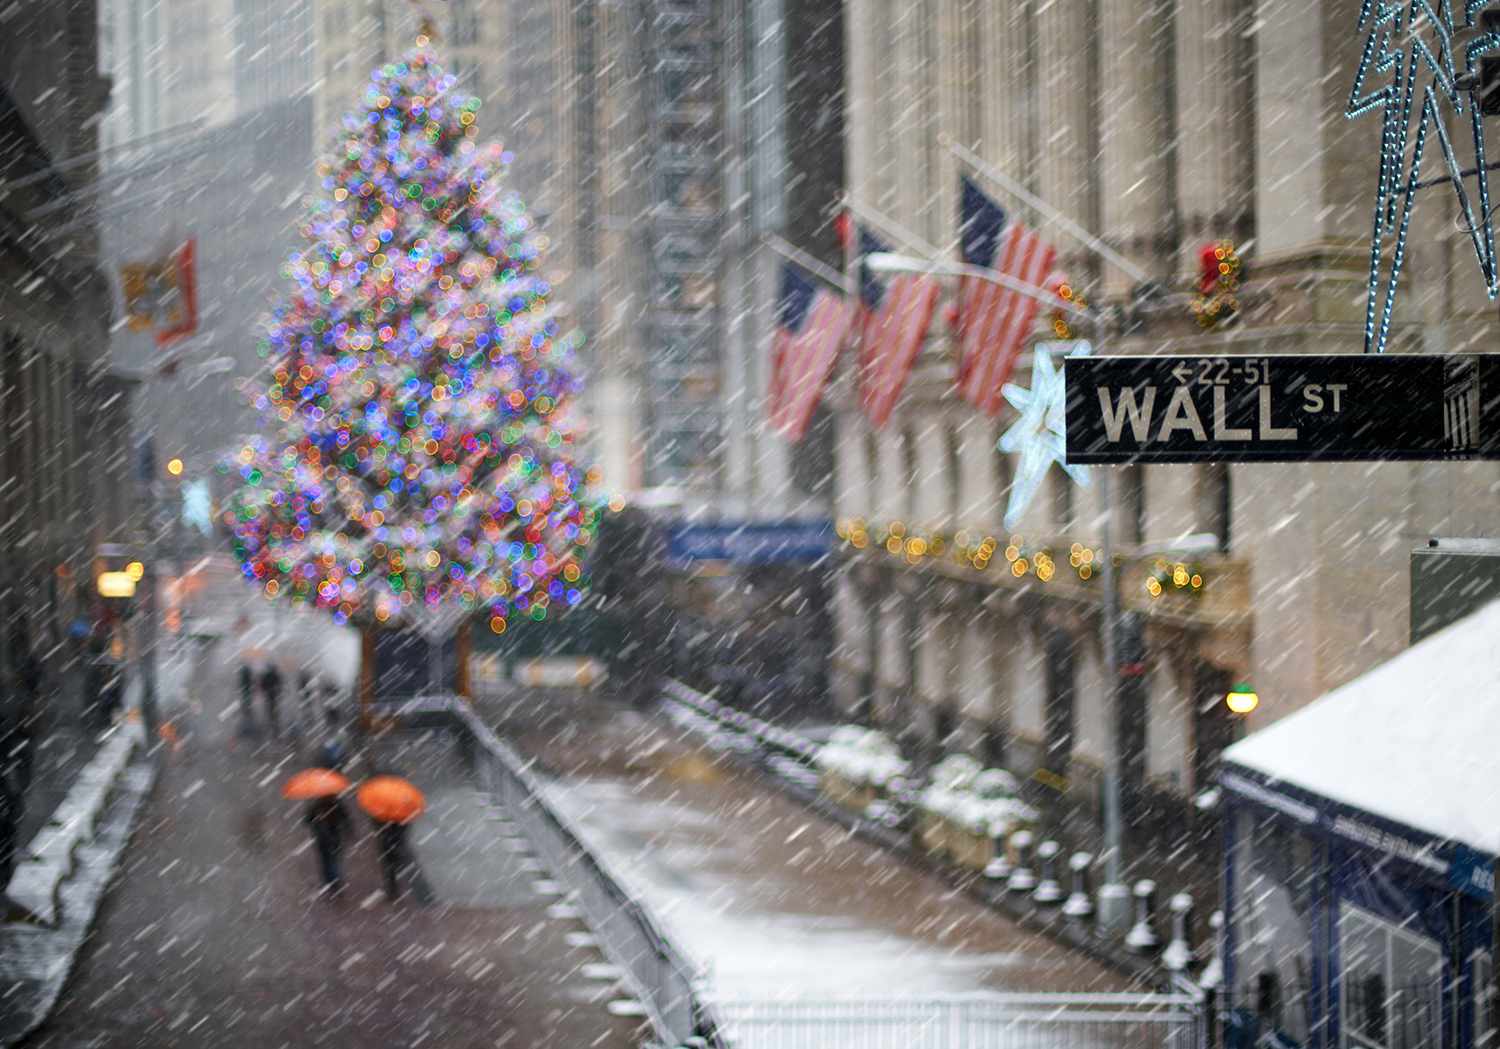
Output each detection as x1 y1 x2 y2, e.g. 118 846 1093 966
1171 361 1192 384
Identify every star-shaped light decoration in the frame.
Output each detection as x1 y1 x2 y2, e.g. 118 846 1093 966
1348 0 1500 354
997 341 1091 530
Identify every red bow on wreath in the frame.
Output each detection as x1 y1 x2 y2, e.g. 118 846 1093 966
1192 240 1241 329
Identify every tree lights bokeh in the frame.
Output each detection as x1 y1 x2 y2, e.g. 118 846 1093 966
226 41 598 633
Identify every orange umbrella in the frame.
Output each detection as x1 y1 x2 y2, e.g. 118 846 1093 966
281 768 351 800
356 775 426 824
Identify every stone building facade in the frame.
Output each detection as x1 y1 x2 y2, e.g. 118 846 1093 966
828 0 1500 814
1 3 134 646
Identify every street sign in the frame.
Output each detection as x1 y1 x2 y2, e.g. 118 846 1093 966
1064 354 1500 464
665 520 832 566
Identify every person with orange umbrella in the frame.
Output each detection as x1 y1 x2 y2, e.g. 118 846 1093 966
356 772 431 904
283 768 353 896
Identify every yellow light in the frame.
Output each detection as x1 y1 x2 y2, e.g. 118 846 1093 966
1146 577 1163 598
166 458 184 476
97 572 136 598
1226 683 1259 715
490 616 507 634
1190 573 1204 589
1172 564 1189 588
886 537 903 555
124 561 145 581
1012 558 1028 577
907 537 927 557
1004 544 1020 562
1036 561 1055 582
1078 564 1093 580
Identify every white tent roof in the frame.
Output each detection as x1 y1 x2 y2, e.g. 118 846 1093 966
1222 599 1500 856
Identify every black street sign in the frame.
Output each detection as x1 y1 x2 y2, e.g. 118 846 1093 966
1064 354 1500 464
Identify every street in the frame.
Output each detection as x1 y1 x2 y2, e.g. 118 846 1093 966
22 575 642 1049
485 688 1132 1000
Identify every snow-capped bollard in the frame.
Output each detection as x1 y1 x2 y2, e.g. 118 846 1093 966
1124 879 1161 952
1061 851 1095 918
1198 909 1225 991
1007 830 1037 892
984 829 1014 881
1162 892 1195 972
1031 840 1063 904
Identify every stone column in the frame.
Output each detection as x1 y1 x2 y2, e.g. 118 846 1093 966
876 590 910 723
1175 0 1253 247
889 5 922 231
1099 0 1172 296
916 608 948 743
834 409 870 523
874 427 908 523
914 421 951 533
979 0 1031 191
961 604 997 751
832 571 868 717
1035 0 1096 282
956 416 999 532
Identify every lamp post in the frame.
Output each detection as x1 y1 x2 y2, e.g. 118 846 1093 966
861 249 1131 932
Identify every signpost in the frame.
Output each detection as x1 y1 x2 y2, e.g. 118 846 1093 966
1064 354 1500 464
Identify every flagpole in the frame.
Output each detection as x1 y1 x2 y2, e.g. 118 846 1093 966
841 194 945 259
762 234 846 292
942 134 1151 285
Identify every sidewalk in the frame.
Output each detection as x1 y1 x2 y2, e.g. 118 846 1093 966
21 688 644 1049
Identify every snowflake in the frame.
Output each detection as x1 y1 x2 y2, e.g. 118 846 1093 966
997 341 1091 532
1348 0 1500 354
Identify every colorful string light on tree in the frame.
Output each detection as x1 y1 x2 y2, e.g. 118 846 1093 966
225 39 598 633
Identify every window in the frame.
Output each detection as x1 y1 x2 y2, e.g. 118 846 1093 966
1476 951 1495 1049
1122 464 1146 545
1232 814 1321 1044
1339 904 1443 1049
1200 463 1231 551
1052 472 1074 533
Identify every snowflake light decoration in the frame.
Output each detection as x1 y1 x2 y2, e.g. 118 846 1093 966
1348 0 1500 354
997 341 1091 531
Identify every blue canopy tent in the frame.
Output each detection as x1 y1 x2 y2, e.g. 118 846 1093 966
1220 601 1500 1048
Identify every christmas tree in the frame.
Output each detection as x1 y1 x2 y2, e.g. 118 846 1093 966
226 38 597 636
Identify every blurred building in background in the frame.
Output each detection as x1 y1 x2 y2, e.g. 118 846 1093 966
0 2 130 646
826 0 1500 828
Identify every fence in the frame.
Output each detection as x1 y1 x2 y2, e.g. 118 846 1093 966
389 694 728 1049
710 993 1206 1049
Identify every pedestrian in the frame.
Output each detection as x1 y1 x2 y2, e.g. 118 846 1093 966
259 663 283 740
372 818 432 904
293 671 313 741
237 663 256 737
303 794 351 897
315 705 349 772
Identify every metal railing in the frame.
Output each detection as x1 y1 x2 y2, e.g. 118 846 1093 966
711 992 1206 1049
386 694 728 1049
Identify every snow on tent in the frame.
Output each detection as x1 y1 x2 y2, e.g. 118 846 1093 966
1218 599 1500 1049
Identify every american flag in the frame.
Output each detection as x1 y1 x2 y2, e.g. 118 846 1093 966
857 227 940 429
955 177 1055 415
768 262 852 442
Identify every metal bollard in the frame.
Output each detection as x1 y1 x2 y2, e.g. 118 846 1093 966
1061 851 1095 918
1007 830 1037 892
1032 840 1063 904
1124 879 1161 952
1198 909 1225 991
1162 892 1195 972
984 830 1014 881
